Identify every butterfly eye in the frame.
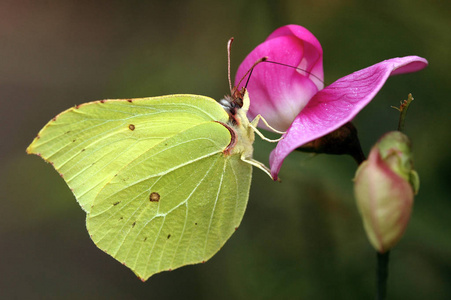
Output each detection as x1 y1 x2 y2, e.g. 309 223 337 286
218 98 233 110
218 96 239 116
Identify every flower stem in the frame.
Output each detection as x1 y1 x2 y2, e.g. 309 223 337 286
376 251 390 300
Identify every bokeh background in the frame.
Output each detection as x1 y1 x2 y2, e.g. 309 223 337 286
1 0 449 299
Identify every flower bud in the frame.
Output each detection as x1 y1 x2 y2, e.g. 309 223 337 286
354 131 418 253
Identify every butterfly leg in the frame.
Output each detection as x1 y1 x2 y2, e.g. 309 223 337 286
249 115 285 142
240 154 278 181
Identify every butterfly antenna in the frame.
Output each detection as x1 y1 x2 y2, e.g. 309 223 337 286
244 66 254 89
235 56 268 90
227 37 234 94
264 60 324 85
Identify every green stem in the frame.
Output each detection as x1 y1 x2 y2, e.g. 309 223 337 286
376 251 390 300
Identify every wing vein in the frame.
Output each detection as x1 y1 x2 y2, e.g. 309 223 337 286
202 157 228 258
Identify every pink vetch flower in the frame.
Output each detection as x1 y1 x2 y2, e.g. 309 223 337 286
235 25 428 180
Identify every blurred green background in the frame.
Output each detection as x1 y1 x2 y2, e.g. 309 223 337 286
1 0 449 299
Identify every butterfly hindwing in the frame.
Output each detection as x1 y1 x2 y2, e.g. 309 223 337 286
87 121 252 280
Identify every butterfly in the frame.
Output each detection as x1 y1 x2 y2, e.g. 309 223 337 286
26 39 282 281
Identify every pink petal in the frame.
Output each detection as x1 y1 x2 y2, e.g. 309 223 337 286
265 24 324 90
266 24 324 86
235 25 324 131
269 56 428 179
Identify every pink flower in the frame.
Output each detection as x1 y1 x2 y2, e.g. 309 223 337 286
235 25 428 180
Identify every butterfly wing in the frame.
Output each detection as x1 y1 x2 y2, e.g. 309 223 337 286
27 94 252 280
27 95 228 212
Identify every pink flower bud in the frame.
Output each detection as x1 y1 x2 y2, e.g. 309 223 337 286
354 132 418 253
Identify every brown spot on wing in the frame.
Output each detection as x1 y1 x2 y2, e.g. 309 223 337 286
149 192 160 202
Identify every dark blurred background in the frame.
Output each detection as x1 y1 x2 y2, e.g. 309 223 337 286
1 0 449 299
